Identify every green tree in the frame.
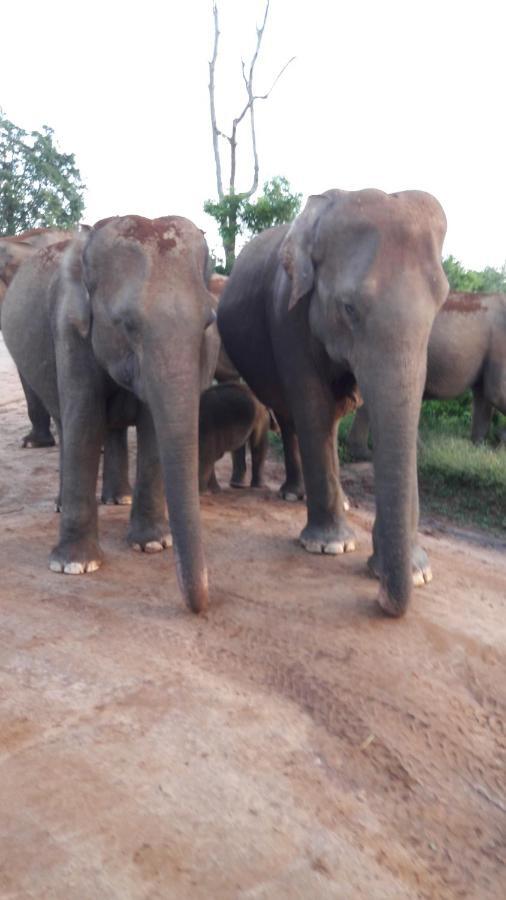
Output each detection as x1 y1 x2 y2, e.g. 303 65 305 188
204 176 302 272
443 254 506 293
241 176 302 235
0 110 85 235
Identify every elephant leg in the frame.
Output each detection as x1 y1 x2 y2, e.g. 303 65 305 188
289 382 355 554
49 398 105 575
127 403 171 552
19 372 55 448
277 413 305 501
207 468 222 493
54 420 63 512
471 391 493 444
230 444 248 488
347 405 372 462
199 452 219 494
101 427 133 505
250 429 268 488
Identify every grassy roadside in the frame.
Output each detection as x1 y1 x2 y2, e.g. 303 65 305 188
338 399 506 536
416 401 506 534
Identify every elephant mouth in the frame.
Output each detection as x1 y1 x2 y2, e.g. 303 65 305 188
332 372 362 419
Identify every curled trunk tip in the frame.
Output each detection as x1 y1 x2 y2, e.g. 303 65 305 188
377 582 409 618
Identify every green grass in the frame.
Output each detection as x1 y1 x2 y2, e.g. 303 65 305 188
338 399 506 535
417 431 506 533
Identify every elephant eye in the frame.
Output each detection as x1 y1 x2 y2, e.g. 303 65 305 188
343 302 359 324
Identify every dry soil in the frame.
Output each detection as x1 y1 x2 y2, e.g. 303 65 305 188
0 336 505 899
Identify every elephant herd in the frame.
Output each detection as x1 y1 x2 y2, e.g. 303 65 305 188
0 189 504 617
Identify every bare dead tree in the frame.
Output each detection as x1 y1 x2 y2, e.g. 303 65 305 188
207 0 294 270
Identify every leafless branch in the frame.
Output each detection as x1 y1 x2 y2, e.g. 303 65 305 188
207 1 294 267
209 1 295 199
208 1 224 199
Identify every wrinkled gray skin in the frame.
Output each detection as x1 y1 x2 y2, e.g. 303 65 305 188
199 382 271 493
0 228 77 449
0 232 134 504
348 290 506 458
3 215 219 613
218 189 449 616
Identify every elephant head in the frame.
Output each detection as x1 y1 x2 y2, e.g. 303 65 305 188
61 215 218 612
280 189 449 615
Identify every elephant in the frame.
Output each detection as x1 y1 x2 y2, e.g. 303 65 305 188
0 228 78 448
218 188 449 617
207 273 269 489
0 229 134 502
347 290 506 458
2 215 219 613
199 381 272 492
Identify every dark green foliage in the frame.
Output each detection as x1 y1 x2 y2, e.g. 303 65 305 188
203 193 244 273
0 110 85 235
443 255 506 293
240 177 302 235
204 176 301 273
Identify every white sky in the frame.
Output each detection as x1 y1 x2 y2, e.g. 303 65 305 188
1 0 504 269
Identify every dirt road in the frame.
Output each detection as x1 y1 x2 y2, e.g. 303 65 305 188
0 336 505 899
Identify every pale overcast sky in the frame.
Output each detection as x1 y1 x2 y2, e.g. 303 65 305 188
1 0 504 268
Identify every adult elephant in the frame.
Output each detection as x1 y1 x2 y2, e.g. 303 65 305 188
347 290 506 457
2 215 219 613
0 229 133 501
218 189 449 617
0 228 76 448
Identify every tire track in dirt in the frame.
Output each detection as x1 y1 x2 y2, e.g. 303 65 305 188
1 336 505 899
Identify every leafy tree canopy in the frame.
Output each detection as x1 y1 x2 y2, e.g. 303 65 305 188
204 176 302 273
241 176 302 235
0 110 85 235
443 254 506 293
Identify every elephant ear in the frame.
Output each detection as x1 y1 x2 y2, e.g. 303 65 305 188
279 194 331 309
59 232 92 338
0 240 35 286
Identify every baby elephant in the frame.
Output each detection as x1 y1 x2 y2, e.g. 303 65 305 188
199 382 272 492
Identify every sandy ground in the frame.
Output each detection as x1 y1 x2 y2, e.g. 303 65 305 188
0 334 505 900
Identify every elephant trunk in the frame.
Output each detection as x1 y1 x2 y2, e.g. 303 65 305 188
361 351 426 617
146 363 208 614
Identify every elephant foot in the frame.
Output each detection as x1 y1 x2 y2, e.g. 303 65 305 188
368 546 432 587
206 471 222 493
49 538 103 575
299 520 356 555
200 480 222 494
230 480 248 489
250 479 265 489
347 445 372 462
22 429 56 449
101 491 133 506
411 545 433 586
128 519 172 553
101 478 133 506
279 481 305 502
